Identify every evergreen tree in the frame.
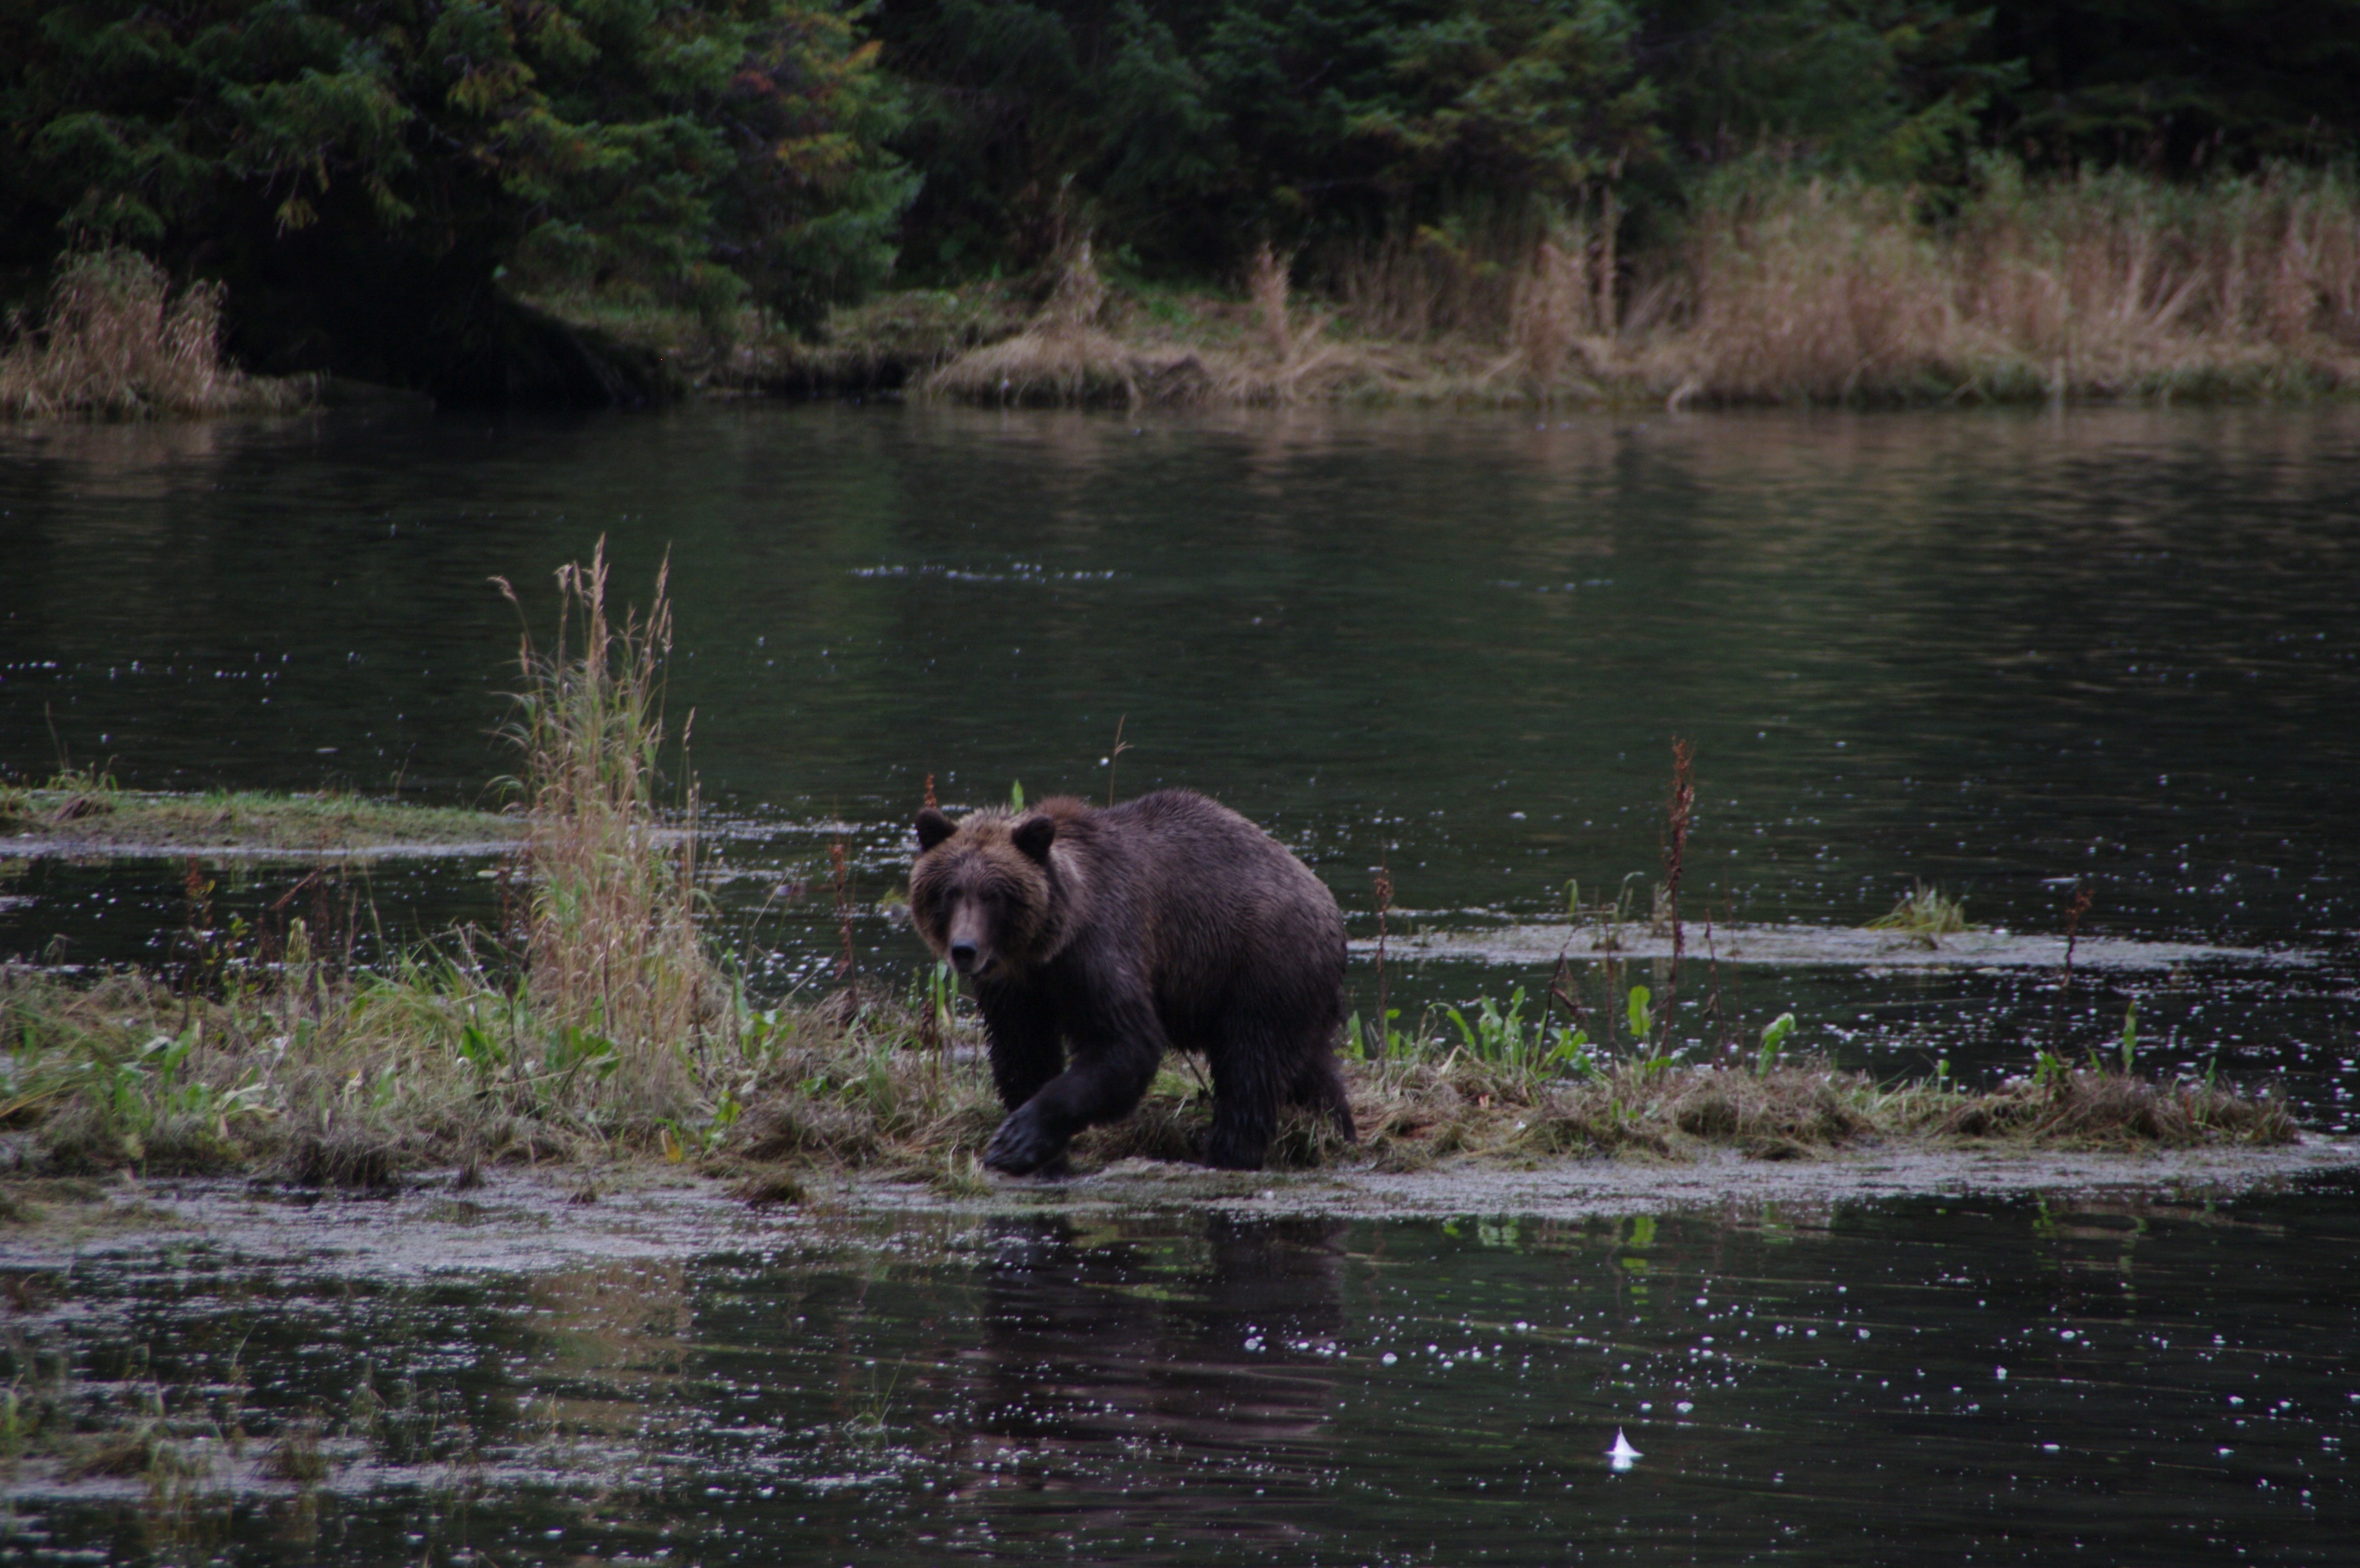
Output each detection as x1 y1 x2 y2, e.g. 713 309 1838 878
0 0 914 403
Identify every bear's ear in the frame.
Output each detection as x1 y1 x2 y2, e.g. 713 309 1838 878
1010 813 1057 864
915 807 957 852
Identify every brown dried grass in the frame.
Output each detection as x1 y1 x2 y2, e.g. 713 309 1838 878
923 240 1420 408
928 166 2360 409
1671 179 1957 404
0 248 316 419
1921 1068 2295 1148
1330 1053 2293 1173
492 542 734 1114
1663 164 2360 404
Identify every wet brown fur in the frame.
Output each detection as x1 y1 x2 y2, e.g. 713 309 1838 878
910 789 1353 1173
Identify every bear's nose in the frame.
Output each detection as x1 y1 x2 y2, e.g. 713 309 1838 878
949 940 979 973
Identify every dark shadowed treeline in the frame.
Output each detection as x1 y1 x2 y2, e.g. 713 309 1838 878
0 0 912 404
2 0 2355 406
871 0 2360 282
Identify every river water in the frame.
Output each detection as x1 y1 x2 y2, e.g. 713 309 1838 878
3 403 2357 1560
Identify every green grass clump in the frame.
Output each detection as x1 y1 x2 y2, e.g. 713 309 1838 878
1864 880 1974 947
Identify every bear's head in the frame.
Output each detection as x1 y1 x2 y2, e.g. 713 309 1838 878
909 805 1062 979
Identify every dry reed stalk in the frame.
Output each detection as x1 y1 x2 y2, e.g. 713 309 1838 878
924 237 1411 407
830 840 856 979
1 249 315 419
1661 165 2360 405
1371 851 1394 1058
1327 226 1533 342
1247 243 1294 363
1659 738 1695 1046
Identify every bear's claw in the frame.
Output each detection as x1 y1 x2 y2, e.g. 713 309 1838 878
984 1111 1069 1176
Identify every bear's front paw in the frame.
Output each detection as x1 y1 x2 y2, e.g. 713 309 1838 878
984 1109 1069 1177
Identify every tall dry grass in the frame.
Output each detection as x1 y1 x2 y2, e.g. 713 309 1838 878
919 239 1175 406
0 248 316 419
917 164 2360 408
1670 177 1957 403
494 542 727 1113
922 239 1422 407
1665 161 2360 403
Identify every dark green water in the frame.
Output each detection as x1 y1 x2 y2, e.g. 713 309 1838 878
5 1183 2358 1564
4 404 2358 1561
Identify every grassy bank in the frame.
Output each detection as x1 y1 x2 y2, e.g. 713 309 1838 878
1 250 319 420
0 771 520 854
568 164 2360 410
0 958 2297 1204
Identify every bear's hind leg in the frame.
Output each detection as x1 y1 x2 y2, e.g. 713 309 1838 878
1205 1042 1283 1170
1290 1054 1357 1144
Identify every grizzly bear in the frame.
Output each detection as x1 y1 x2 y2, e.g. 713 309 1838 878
910 789 1354 1174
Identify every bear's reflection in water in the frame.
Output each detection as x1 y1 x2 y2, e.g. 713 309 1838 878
942 1213 1351 1536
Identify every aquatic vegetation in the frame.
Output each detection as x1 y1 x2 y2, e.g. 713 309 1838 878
4 547 792 1179
1442 986 1594 1076
1865 880 1974 947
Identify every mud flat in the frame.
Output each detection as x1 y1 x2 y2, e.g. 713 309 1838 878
1362 921 2309 972
6 1138 2356 1271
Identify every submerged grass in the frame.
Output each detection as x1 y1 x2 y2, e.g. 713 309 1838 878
1 249 317 420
